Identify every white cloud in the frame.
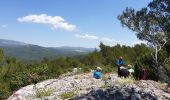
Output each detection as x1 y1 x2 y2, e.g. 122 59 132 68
75 34 122 46
18 14 76 31
75 34 99 40
132 40 147 46
101 37 115 42
1 24 8 28
100 37 121 46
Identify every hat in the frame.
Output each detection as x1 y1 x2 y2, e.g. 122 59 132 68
128 64 132 67
97 67 102 71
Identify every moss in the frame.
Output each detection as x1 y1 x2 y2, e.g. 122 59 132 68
60 91 75 99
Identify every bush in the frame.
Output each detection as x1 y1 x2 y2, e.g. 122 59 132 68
9 72 28 91
100 65 117 73
60 91 75 99
0 81 10 100
134 53 158 80
35 88 53 98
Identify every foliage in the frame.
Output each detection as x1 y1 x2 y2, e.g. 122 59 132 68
148 0 170 57
134 53 157 80
100 65 117 73
35 88 53 98
0 79 10 100
60 91 75 99
0 49 4 62
118 0 170 81
162 61 170 83
9 72 28 91
116 76 135 87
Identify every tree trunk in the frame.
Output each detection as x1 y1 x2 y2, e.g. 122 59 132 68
155 46 160 81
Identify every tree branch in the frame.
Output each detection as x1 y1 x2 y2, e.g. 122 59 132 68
163 56 170 65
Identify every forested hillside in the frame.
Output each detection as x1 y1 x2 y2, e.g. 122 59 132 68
0 39 93 61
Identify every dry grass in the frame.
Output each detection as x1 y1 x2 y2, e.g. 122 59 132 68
35 88 53 98
116 76 135 86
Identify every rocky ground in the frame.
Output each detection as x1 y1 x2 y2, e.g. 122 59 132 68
8 72 170 100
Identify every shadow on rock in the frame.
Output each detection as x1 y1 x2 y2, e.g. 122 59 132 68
71 86 157 100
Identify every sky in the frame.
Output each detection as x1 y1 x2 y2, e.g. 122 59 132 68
0 0 152 48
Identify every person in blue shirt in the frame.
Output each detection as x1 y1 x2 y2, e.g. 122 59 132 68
116 56 124 77
93 67 102 79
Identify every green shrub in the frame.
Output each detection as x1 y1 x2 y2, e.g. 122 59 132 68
60 91 75 99
100 65 117 73
134 53 158 80
9 72 28 91
0 81 10 100
81 66 90 73
35 88 53 98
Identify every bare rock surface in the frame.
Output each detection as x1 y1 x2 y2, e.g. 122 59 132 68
8 72 170 100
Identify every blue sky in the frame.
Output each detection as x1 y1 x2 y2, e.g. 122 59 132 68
0 0 152 48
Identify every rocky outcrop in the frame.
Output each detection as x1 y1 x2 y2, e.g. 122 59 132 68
8 73 170 100
73 80 170 100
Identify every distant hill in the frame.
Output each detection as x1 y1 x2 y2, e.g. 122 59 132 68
0 39 94 61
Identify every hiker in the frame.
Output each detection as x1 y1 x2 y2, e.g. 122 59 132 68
138 68 147 80
128 64 134 76
93 67 102 79
116 56 124 77
120 66 129 78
